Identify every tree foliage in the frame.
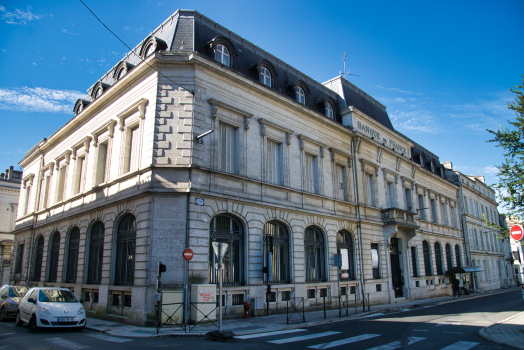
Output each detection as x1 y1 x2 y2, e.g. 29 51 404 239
487 75 524 223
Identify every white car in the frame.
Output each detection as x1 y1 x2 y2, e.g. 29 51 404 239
16 287 86 332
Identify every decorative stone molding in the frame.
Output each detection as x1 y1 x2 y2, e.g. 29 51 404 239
376 147 383 163
257 118 294 141
108 120 116 138
117 98 149 131
296 134 327 151
208 98 253 130
22 173 35 188
359 158 379 176
396 157 402 172
65 150 71 165
84 136 92 153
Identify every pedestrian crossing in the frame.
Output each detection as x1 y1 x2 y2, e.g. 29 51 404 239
236 328 481 350
44 334 133 349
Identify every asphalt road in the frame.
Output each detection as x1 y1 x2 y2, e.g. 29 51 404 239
0 290 522 350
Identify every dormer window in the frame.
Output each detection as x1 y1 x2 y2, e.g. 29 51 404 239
326 103 334 119
117 68 126 80
215 44 230 66
73 99 91 115
260 67 271 87
78 104 83 113
145 43 155 57
140 36 167 59
419 154 424 167
296 86 305 105
95 88 102 99
430 162 435 173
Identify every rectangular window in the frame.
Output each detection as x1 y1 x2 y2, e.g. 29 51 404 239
38 177 46 211
451 207 457 227
14 244 24 274
405 188 412 211
95 142 108 185
319 288 327 297
431 199 438 224
219 123 237 174
75 156 85 195
386 182 395 207
23 185 31 215
127 125 140 173
411 246 418 277
232 294 244 305
371 243 380 279
475 202 480 217
441 203 448 226
304 154 318 194
267 140 282 185
335 164 346 201
307 289 315 299
464 196 468 213
340 287 347 296
366 174 375 207
56 166 67 202
282 291 291 301
418 195 426 220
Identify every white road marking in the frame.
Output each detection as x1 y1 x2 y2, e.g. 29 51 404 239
475 321 491 324
413 329 429 332
444 331 464 334
235 329 307 339
440 341 479 350
365 337 425 350
447 319 464 321
46 337 90 350
308 334 381 349
86 333 133 343
268 331 341 344
354 313 385 319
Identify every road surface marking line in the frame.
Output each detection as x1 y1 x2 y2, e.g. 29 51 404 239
447 319 464 321
268 331 341 344
236 329 307 339
444 332 463 334
354 313 385 319
474 321 491 324
365 337 426 350
413 329 429 332
46 337 90 350
440 341 479 350
307 334 380 349
86 333 133 343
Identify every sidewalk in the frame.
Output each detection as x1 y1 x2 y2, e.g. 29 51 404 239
480 311 524 350
86 287 520 338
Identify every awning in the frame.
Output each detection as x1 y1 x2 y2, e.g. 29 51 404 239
447 266 484 274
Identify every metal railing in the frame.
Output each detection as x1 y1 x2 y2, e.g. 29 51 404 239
339 293 349 317
188 301 219 332
286 297 305 325
154 302 186 334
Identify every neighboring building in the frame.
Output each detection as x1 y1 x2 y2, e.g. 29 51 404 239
11 10 466 326
506 216 523 285
0 166 22 285
444 163 514 290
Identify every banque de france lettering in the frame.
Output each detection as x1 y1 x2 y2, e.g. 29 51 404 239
357 121 407 155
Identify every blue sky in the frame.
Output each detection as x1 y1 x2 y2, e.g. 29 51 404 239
0 0 522 192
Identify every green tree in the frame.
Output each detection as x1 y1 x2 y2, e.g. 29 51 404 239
486 75 524 229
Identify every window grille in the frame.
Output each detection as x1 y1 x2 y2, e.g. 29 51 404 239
65 228 80 283
268 292 276 302
423 241 432 276
305 226 325 282
209 215 244 286
124 295 132 307
445 244 453 271
112 294 120 306
337 231 355 280
376 284 382 292
434 243 443 275
340 287 347 296
415 281 420 287
87 222 104 284
455 245 462 267
14 244 24 274
232 294 244 305
411 246 418 277
84 292 91 302
115 214 136 285
350 286 356 294
93 292 99 303
33 236 44 281
264 221 290 284
267 141 282 185
307 289 315 299
48 232 61 282
219 123 238 174
319 288 327 297
282 291 291 301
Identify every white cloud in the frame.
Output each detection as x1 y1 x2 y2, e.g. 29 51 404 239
0 6 42 25
1 49 5 53
375 85 420 94
389 110 443 134
0 87 86 114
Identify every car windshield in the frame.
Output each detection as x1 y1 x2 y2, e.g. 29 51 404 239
9 286 29 298
38 290 78 303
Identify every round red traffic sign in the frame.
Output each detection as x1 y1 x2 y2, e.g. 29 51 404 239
510 224 524 241
183 248 194 261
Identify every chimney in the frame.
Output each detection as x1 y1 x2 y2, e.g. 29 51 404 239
442 161 453 170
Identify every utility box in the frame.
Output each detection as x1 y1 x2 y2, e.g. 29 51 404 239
161 290 184 325
190 284 216 323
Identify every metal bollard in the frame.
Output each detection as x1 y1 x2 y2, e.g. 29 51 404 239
323 296 326 319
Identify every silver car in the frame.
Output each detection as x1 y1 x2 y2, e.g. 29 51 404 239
0 285 29 321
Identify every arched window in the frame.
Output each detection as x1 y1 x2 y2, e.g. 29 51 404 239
260 67 272 87
434 242 443 275
326 103 334 119
295 86 306 105
33 236 44 281
87 222 105 284
422 241 432 276
65 228 80 283
117 68 126 80
455 245 462 267
145 43 155 57
305 226 325 282
215 44 230 66
264 221 290 284
445 243 453 272
48 232 61 282
94 87 102 99
337 230 355 280
115 214 136 285
209 215 244 285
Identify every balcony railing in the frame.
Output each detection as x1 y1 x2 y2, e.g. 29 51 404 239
381 207 418 228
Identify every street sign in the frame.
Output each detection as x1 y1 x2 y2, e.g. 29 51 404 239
153 292 161 301
510 224 524 241
212 242 229 261
183 248 194 261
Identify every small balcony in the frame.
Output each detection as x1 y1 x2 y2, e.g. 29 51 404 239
381 207 419 229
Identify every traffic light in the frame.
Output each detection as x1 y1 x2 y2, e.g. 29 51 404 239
158 262 166 277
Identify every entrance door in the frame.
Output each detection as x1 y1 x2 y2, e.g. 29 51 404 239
390 238 403 298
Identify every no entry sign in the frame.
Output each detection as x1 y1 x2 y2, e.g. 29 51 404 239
183 248 194 261
510 224 524 241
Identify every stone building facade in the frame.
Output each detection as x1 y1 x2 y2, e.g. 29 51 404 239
0 166 22 285
444 164 515 290
11 10 467 326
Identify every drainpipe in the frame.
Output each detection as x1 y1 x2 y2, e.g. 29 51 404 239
458 185 475 292
351 136 366 305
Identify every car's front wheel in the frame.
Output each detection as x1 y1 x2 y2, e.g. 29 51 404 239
15 312 23 327
28 315 39 333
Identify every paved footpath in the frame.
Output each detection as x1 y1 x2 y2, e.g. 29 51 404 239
85 287 522 341
480 310 524 350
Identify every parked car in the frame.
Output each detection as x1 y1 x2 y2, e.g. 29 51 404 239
0 285 29 321
16 287 85 332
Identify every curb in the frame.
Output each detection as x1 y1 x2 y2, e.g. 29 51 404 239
478 311 524 350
